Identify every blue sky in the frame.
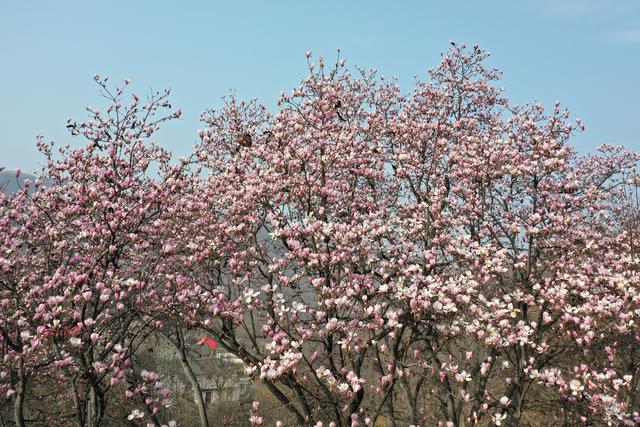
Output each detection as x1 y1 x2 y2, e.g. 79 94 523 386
1 0 639 171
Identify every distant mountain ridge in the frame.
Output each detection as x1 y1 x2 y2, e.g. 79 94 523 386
0 170 37 195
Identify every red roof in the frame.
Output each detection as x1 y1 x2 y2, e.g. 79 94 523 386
196 336 218 350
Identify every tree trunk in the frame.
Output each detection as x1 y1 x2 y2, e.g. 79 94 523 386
88 385 98 427
505 347 526 427
70 379 85 427
179 348 209 427
13 393 25 427
164 329 210 427
13 388 25 427
13 362 26 427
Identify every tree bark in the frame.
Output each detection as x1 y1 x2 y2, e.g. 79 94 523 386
70 380 84 427
179 348 209 427
87 383 102 427
167 329 209 427
13 361 26 427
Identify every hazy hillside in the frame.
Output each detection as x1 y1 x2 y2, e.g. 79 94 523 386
0 169 36 194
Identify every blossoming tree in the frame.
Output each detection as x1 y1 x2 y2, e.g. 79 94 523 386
183 45 640 426
0 77 184 427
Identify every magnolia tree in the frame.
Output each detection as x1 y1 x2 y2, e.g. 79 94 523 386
0 78 185 426
1 45 639 427
176 45 640 427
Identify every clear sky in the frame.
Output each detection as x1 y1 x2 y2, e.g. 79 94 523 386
1 0 639 171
